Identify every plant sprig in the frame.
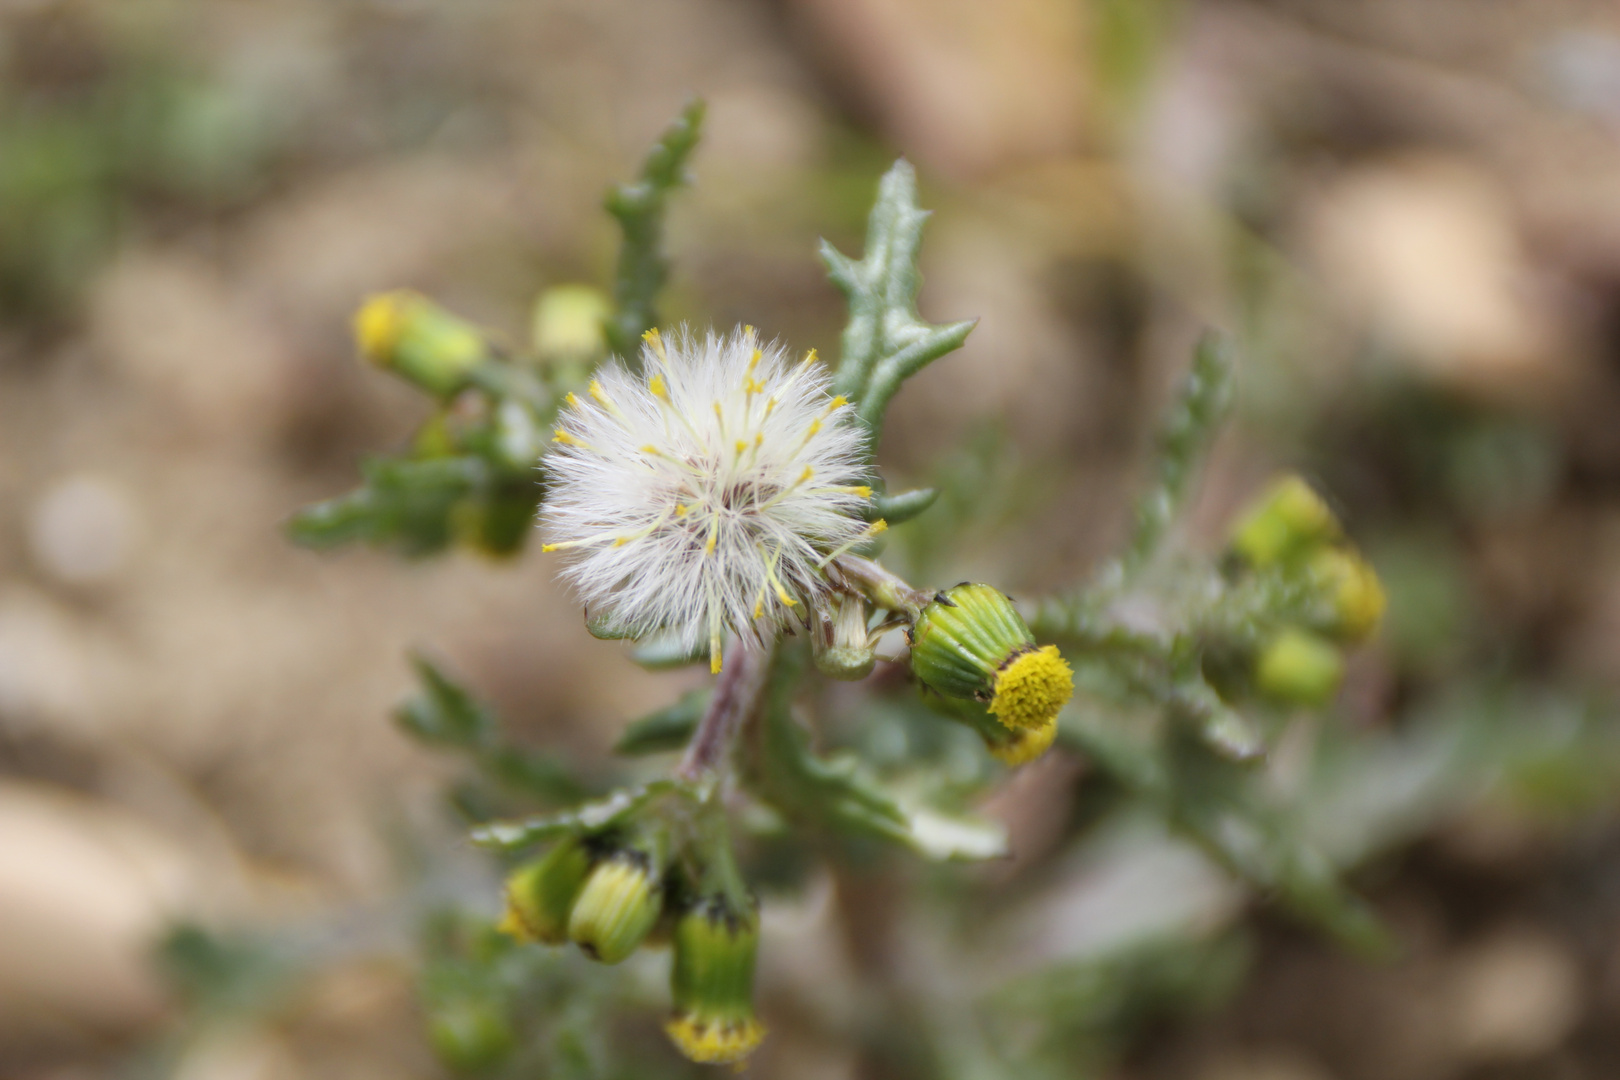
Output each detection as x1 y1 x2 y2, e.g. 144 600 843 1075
603 100 705 364
821 159 977 451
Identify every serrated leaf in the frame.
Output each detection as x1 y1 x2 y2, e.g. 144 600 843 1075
468 782 676 851
604 100 705 362
287 455 484 556
477 746 588 804
822 159 976 447
758 677 1004 861
1166 729 1391 955
397 654 496 749
1125 331 1236 569
901 805 1007 860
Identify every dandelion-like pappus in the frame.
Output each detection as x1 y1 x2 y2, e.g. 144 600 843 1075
541 326 882 668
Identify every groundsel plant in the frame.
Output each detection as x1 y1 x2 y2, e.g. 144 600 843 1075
283 101 1391 1076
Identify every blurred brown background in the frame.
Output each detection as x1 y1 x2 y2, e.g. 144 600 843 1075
5 0 1620 1077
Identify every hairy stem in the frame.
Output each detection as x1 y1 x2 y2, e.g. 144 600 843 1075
830 554 934 619
677 639 774 783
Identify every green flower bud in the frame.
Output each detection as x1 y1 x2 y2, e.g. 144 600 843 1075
813 594 876 681
427 996 516 1074
499 837 592 945
531 284 610 364
567 844 664 964
665 896 765 1066
1255 628 1344 707
1307 547 1386 644
909 584 1073 731
1230 475 1341 568
354 291 490 397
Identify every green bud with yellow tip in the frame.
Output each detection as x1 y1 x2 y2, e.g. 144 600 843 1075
1306 547 1386 644
1230 475 1341 568
567 841 665 964
909 584 1073 732
665 895 766 1066
354 290 490 398
1255 628 1344 707
499 837 593 945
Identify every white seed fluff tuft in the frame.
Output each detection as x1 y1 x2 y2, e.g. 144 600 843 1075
541 326 874 668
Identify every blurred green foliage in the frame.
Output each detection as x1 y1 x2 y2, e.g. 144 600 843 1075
0 24 292 319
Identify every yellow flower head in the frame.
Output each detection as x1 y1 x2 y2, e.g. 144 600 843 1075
989 646 1074 732
666 896 766 1066
910 584 1073 730
665 1014 767 1066
986 717 1058 767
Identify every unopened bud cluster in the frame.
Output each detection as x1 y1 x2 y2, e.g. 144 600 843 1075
1226 475 1387 706
501 833 667 964
499 831 765 1065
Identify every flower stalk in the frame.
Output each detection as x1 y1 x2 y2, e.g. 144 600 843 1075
677 640 775 785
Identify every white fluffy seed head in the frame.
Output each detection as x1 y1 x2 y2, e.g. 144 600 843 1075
541 326 874 666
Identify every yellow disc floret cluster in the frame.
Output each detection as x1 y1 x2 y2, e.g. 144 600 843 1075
664 1014 767 1066
989 645 1074 732
986 716 1059 766
909 584 1074 765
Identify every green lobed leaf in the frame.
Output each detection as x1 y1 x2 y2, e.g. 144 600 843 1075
603 100 705 363
1165 730 1390 955
468 782 676 852
1063 708 1387 954
397 654 497 749
1125 332 1236 571
755 648 1005 860
397 657 587 809
288 455 485 556
821 159 976 449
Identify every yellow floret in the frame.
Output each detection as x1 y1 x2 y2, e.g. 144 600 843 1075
989 646 1073 731
988 717 1057 766
664 1014 766 1065
354 292 409 363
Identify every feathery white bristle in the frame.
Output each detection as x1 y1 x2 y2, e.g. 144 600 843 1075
541 326 871 661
